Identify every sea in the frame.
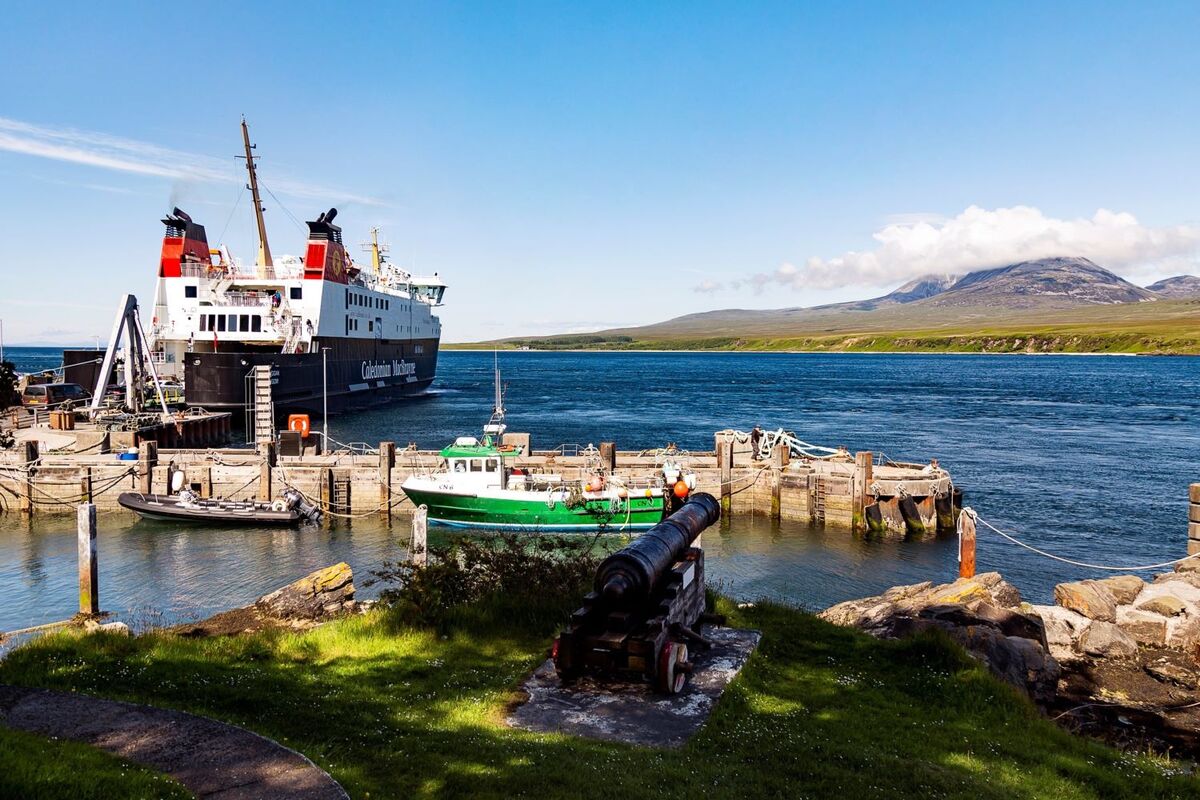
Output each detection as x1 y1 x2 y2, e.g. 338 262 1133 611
2 346 1199 634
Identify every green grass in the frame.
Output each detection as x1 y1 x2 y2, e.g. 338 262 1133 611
1 598 1195 799
0 725 190 800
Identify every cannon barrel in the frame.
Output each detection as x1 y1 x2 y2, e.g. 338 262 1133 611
595 492 720 609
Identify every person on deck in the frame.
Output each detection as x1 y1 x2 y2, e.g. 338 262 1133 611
750 425 763 460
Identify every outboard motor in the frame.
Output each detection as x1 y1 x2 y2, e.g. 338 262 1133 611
283 488 322 524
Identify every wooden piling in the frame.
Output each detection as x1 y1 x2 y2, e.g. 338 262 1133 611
770 444 788 520
1189 484 1200 556
853 451 873 530
379 442 395 520
599 442 617 473
411 505 428 567
21 441 38 515
80 466 93 503
78 503 98 615
717 440 732 514
137 441 157 494
958 512 977 579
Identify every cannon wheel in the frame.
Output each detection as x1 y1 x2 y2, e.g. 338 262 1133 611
656 641 689 694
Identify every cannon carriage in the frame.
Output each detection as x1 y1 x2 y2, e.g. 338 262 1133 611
553 493 721 693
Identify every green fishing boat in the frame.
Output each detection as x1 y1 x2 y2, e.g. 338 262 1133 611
400 356 685 531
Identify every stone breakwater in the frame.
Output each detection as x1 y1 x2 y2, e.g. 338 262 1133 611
821 562 1200 753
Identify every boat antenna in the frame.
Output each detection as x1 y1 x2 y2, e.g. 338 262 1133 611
483 350 506 438
238 118 273 277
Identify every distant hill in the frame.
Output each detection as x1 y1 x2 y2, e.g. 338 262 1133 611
455 256 1200 354
1146 275 1200 299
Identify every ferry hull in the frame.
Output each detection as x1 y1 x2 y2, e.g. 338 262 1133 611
184 336 439 415
402 486 666 532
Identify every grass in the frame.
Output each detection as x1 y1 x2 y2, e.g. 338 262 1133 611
0 597 1195 800
0 725 190 800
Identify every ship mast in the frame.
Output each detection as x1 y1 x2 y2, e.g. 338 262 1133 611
239 118 273 277
363 227 388 276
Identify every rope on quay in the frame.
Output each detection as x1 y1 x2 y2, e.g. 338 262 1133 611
964 506 1200 572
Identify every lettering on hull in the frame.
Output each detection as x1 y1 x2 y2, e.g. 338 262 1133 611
361 359 417 381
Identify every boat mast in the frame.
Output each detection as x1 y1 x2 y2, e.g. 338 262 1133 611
484 351 506 438
240 118 273 277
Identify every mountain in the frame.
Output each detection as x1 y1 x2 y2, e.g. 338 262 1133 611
1146 275 1200 299
495 257 1164 344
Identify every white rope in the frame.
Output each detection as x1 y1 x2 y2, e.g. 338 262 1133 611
971 508 1200 572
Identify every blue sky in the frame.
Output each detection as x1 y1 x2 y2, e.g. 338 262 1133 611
1 1 1198 344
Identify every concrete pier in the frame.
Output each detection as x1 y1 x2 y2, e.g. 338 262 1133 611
0 430 958 534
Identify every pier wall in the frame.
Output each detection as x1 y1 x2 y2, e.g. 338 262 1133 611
0 435 952 535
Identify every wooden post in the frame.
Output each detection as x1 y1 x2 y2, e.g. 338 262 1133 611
411 505 428 567
201 465 213 499
21 440 38 515
958 511 977 579
717 439 732 515
257 440 275 501
320 468 333 525
137 440 158 494
80 466 93 503
379 441 395 520
770 444 788 520
1189 484 1200 556
853 451 873 531
78 503 99 615
599 442 617 473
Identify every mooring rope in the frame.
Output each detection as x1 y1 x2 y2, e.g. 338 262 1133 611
968 507 1200 572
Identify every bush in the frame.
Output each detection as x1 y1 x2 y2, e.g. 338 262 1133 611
0 360 18 410
369 532 620 632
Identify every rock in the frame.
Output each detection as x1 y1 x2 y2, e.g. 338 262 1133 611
82 620 130 636
946 625 1060 704
882 581 932 602
972 572 1022 607
962 601 1048 648
1097 575 1144 605
1138 595 1186 618
819 598 881 628
1054 580 1117 622
1079 621 1138 658
923 577 994 607
1145 657 1200 689
1032 605 1092 662
1116 607 1167 646
1153 571 1200 590
1175 559 1200 574
1166 615 1200 650
255 562 355 622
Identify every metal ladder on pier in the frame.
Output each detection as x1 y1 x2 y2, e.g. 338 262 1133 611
329 476 352 516
813 476 827 523
246 365 274 445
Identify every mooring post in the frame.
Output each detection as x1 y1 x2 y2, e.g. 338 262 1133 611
411 505 428 567
379 441 395 520
80 466 93 503
257 440 275 501
958 510 977 579
21 440 38 515
1189 484 1200 556
201 465 213 498
853 451 873 531
320 468 333 526
717 439 732 514
137 440 157 494
77 503 99 615
771 444 788 520
599 442 617 473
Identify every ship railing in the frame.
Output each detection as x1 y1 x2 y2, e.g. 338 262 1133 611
200 290 271 308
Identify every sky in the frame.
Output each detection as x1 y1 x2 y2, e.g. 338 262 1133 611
1 1 1198 345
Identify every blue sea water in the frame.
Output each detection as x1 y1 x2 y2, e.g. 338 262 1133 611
1 347 1198 632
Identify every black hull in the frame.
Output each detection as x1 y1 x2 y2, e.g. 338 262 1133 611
184 336 440 415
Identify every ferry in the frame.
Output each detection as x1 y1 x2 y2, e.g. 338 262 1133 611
144 121 444 416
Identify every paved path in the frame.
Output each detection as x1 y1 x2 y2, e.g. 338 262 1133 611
0 685 348 800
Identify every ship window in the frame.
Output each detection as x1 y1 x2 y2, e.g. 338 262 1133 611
252 316 262 332
199 316 207 331
470 460 483 472
290 287 302 300
227 314 237 332
485 459 498 473
344 289 349 309
217 315 226 332
345 316 349 335
368 320 373 332
453 460 466 473
184 285 197 298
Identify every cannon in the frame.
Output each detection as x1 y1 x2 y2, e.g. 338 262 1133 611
553 492 721 693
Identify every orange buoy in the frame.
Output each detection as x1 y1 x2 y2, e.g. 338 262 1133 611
288 414 311 438
617 487 628 498
673 480 689 499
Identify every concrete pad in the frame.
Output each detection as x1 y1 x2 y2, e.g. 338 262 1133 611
12 427 76 451
506 626 760 748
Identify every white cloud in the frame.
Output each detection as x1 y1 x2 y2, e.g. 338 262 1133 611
692 279 723 294
751 205 1200 292
0 116 385 206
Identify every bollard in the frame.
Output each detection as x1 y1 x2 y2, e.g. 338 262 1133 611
958 509 977 579
853 451 873 530
257 440 275 501
717 439 732 514
21 440 38 514
770 444 788 520
138 440 158 494
78 503 99 615
599 442 617 473
411 505 428 567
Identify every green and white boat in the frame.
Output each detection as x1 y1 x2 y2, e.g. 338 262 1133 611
400 358 681 532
